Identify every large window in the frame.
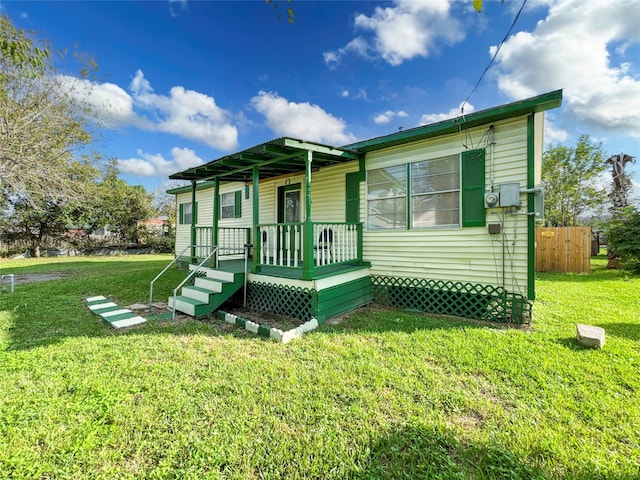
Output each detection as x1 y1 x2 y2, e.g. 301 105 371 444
367 164 407 229
411 155 460 228
367 153 472 230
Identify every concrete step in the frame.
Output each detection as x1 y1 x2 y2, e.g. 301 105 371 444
169 295 208 317
85 296 147 329
181 285 216 303
194 276 224 292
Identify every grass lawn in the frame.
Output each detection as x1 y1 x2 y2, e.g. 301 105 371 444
0 254 638 479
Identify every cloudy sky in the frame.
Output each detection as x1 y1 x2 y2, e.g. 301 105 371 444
4 0 640 196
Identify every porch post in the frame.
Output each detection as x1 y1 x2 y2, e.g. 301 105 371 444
252 166 261 273
190 180 196 263
212 177 220 266
302 150 314 280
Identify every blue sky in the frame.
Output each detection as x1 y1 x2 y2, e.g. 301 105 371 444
3 0 640 198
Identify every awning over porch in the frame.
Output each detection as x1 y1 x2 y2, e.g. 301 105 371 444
169 137 361 182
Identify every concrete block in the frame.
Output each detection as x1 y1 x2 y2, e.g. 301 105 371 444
270 328 284 342
88 301 118 311
245 321 259 334
281 330 300 344
225 313 237 324
100 308 132 318
111 316 147 329
576 324 605 348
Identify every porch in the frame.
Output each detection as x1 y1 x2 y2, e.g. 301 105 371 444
189 221 367 281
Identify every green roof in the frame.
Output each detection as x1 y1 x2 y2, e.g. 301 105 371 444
342 89 563 153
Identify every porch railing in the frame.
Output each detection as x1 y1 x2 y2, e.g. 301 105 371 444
256 221 362 277
194 227 251 259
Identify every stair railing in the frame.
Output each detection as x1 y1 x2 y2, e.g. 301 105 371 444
148 245 195 313
171 246 219 321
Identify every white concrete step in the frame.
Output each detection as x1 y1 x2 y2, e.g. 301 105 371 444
188 265 236 282
194 276 224 292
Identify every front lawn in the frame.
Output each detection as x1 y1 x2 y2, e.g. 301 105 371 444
0 255 638 479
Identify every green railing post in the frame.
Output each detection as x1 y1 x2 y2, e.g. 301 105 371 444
213 177 220 266
357 222 363 263
302 221 314 280
252 166 261 273
190 180 197 263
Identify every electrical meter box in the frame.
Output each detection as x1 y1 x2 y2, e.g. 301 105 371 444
499 183 521 207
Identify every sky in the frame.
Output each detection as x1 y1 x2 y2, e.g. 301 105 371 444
3 0 640 199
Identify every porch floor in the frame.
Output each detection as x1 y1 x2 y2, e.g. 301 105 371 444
213 257 370 280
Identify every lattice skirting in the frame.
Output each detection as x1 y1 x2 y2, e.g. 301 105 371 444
230 282 317 323
371 275 531 324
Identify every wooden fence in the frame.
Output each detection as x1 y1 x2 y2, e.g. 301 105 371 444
535 226 592 273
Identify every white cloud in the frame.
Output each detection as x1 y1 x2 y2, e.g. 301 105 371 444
325 0 464 67
251 91 356 145
374 110 408 125
419 102 474 125
63 70 238 150
543 114 568 145
492 0 640 138
118 147 204 177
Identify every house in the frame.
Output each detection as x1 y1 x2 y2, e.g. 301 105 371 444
166 90 562 324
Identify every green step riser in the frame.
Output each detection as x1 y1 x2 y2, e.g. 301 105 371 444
174 276 244 317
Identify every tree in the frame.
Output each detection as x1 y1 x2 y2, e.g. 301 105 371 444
605 153 636 268
87 161 155 244
542 135 607 226
605 206 640 273
0 15 97 214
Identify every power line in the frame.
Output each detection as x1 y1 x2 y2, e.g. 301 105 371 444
460 0 529 115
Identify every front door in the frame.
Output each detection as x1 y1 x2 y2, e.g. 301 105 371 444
277 183 302 264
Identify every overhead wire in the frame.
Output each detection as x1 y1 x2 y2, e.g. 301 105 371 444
459 0 529 116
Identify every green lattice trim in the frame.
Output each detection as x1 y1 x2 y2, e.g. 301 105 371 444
371 275 531 324
229 281 318 323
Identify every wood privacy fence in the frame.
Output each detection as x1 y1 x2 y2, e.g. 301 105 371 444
535 227 592 273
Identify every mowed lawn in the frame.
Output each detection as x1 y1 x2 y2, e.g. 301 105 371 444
0 255 638 479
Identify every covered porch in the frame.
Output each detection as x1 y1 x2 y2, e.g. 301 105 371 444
171 138 367 281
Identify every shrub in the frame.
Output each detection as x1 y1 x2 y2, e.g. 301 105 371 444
606 207 640 273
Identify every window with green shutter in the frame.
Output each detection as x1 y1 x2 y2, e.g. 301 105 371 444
179 202 197 224
461 149 486 227
220 191 242 219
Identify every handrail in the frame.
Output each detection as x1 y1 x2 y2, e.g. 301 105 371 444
148 244 194 313
171 246 219 321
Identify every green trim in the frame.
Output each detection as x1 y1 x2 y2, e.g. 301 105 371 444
345 172 360 223
167 180 216 195
234 190 242 218
345 90 562 153
190 182 197 262
527 115 536 300
213 178 220 259
252 166 261 273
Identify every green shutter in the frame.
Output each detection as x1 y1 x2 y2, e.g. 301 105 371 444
345 172 360 222
461 149 486 227
234 190 242 218
179 204 184 225
193 202 198 225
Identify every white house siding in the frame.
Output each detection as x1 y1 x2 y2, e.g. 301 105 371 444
309 162 360 222
363 115 535 298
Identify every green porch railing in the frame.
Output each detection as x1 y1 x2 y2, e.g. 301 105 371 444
256 221 363 279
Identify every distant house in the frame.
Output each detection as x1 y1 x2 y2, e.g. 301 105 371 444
167 90 562 324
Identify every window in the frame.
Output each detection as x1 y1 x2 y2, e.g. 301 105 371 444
366 150 485 230
220 191 242 219
179 202 197 225
411 155 460 228
367 165 407 229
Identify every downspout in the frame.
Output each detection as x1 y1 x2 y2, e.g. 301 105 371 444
190 180 197 263
302 150 314 280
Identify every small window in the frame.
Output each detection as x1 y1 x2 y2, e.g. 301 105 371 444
220 191 242 219
367 165 407 229
179 202 197 224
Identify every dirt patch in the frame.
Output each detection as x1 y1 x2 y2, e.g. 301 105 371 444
223 306 305 332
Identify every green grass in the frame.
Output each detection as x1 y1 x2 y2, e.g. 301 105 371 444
0 254 638 479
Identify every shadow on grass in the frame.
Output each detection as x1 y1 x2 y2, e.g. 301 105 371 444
0 258 255 351
322 304 512 336
349 424 545 479
595 323 640 342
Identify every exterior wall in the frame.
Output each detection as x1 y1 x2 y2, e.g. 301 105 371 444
362 116 534 299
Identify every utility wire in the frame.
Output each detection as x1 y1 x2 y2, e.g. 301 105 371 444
460 0 529 115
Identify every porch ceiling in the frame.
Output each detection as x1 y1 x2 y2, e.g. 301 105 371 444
169 137 361 182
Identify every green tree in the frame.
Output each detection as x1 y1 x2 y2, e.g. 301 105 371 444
88 161 154 244
542 135 607 226
605 207 640 273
